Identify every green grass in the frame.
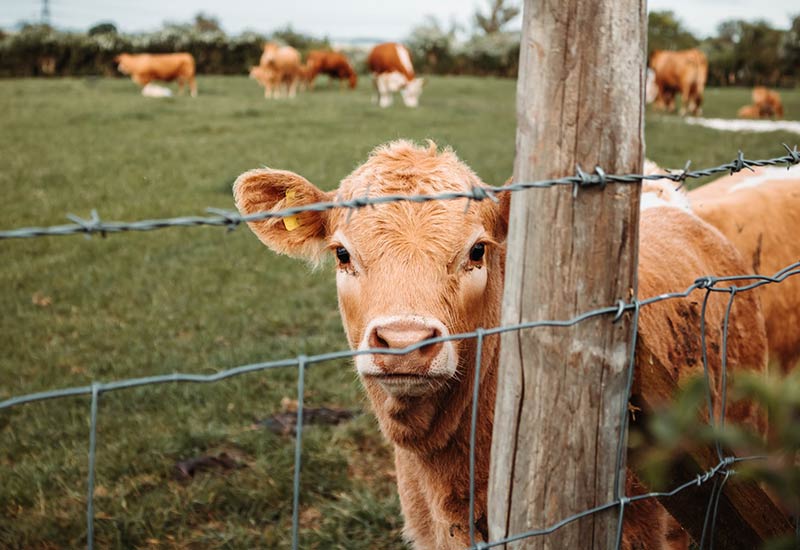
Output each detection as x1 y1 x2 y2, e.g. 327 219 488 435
0 75 798 549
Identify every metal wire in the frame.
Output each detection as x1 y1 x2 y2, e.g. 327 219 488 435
0 147 797 241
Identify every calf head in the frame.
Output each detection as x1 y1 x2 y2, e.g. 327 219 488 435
234 141 509 451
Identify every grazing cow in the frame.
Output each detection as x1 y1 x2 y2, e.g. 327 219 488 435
234 141 767 549
648 49 708 116
305 50 358 90
259 43 302 99
115 52 197 97
367 42 424 108
689 165 800 372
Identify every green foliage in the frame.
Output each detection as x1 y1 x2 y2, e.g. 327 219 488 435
88 22 117 37
407 17 519 77
473 0 520 35
647 10 699 55
270 25 330 55
639 371 800 521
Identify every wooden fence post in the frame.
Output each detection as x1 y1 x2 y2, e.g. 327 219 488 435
488 1 646 548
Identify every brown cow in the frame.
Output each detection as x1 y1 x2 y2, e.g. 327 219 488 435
305 50 358 90
690 165 800 372
752 86 784 119
367 42 424 108
234 141 767 549
736 104 762 119
258 43 302 99
648 49 708 116
115 53 197 97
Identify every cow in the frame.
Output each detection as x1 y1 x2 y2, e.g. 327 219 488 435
258 43 302 99
736 104 762 119
114 53 197 97
233 141 767 549
752 86 784 119
367 42 424 108
689 164 800 372
648 49 708 116
305 50 358 90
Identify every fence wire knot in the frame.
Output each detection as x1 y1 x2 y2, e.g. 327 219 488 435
694 276 715 289
782 143 800 166
67 210 105 239
206 208 242 232
730 150 754 175
594 166 607 189
612 299 627 323
670 160 692 191
573 164 592 197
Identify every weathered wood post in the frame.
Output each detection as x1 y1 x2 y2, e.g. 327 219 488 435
489 0 646 548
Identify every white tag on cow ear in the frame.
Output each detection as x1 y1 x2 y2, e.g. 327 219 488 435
283 189 301 231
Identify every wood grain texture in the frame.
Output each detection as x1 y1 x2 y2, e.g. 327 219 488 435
489 0 645 548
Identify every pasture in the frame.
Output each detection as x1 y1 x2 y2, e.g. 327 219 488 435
1 75 798 549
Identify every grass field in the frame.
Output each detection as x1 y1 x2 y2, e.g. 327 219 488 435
1 75 798 549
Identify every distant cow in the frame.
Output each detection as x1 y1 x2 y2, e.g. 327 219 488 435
115 53 197 97
305 50 357 90
259 43 302 99
367 42 424 108
752 86 784 119
736 104 761 119
648 49 708 116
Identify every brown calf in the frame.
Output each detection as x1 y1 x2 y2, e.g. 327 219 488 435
690 165 800 371
234 141 767 549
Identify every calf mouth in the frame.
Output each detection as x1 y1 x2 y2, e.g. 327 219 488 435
362 372 448 397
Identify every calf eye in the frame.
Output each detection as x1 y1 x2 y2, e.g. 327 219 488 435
469 242 485 262
336 246 351 265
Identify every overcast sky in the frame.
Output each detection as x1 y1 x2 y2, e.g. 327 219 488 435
1 0 797 39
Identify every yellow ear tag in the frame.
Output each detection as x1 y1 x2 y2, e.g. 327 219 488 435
283 189 301 232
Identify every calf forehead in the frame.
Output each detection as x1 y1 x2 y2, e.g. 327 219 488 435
327 142 488 245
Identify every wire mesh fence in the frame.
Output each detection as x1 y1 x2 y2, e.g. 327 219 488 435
1 148 799 549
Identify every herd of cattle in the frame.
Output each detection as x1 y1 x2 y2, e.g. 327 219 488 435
114 41 424 108
646 47 786 119
234 140 800 548
115 44 787 120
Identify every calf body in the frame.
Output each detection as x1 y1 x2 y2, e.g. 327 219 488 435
690 165 800 371
234 142 767 548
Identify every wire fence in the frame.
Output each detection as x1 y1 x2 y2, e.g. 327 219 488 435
0 145 798 241
1 148 799 550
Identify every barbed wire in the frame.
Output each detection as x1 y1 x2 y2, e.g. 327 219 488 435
0 146 797 241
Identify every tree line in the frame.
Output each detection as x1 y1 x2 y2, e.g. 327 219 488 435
0 6 798 87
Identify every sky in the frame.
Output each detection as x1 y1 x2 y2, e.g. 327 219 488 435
1 0 797 40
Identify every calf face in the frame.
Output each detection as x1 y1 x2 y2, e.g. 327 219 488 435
234 141 509 446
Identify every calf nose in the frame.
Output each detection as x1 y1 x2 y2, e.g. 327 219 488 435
368 320 443 374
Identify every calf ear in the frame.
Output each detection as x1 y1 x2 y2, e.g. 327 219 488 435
234 169 331 262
